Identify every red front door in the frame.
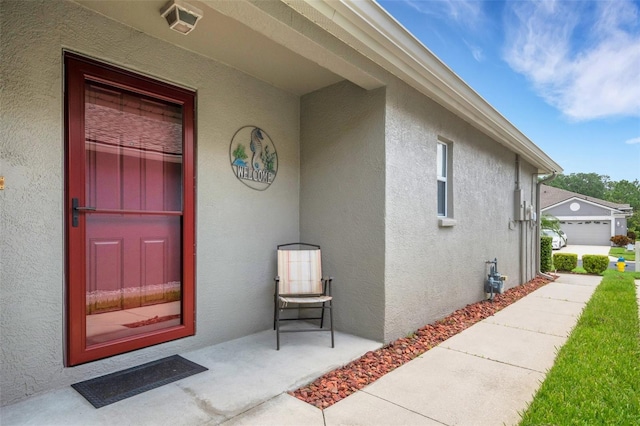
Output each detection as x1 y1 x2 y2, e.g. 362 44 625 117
65 53 196 365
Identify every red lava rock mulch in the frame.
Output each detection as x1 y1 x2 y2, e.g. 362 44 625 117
290 275 555 409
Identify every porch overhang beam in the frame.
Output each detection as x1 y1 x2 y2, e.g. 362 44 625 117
202 0 383 92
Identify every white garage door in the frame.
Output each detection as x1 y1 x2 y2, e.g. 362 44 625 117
560 220 611 245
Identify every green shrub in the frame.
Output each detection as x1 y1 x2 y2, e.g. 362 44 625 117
553 253 578 271
540 236 553 273
582 255 609 274
610 235 631 247
627 231 636 243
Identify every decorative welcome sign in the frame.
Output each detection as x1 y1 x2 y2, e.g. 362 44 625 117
229 126 278 191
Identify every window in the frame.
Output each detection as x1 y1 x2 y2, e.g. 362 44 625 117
437 139 455 227
437 141 448 217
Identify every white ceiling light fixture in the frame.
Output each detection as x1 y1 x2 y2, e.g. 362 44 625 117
160 0 203 35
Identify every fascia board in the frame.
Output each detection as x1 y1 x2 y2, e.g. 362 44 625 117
296 0 562 174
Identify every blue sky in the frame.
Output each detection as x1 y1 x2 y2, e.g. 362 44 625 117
378 0 640 182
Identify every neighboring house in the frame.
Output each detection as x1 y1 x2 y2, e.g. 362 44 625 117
541 185 632 245
0 0 561 405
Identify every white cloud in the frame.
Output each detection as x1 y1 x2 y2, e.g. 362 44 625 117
471 46 484 62
404 0 485 59
463 39 485 62
626 137 640 145
405 0 483 27
502 0 640 120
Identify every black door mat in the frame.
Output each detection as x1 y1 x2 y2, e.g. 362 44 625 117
71 355 208 408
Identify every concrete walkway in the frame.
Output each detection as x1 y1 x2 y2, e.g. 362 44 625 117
1 274 602 426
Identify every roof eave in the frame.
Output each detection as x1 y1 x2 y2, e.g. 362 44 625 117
292 0 562 174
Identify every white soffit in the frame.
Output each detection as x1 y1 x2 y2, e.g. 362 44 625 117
286 0 562 174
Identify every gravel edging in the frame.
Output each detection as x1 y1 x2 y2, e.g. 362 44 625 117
290 275 554 409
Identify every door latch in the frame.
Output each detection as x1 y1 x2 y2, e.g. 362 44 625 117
72 198 96 227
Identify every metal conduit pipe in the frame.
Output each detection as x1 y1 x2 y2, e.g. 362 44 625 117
520 222 525 284
515 155 524 286
536 172 557 279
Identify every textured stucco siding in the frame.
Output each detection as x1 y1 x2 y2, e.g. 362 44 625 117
382 79 538 342
1 0 299 405
300 81 386 342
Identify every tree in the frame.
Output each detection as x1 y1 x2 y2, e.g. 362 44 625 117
606 179 640 208
547 173 610 199
541 214 561 233
626 211 639 235
606 180 640 234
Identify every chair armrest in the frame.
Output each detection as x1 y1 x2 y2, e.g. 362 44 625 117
322 276 333 296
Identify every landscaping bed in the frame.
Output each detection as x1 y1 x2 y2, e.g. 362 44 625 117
291 275 554 409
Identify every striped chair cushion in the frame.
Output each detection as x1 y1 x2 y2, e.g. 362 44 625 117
277 249 323 295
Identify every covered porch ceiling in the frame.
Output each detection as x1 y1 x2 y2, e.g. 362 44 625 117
73 0 382 96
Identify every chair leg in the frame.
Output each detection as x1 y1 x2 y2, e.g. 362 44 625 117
329 300 334 348
320 302 326 328
273 293 277 330
276 299 281 350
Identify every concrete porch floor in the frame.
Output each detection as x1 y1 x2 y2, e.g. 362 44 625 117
2 273 611 425
1 327 381 426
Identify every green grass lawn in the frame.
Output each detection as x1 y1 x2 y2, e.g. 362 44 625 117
610 246 636 261
519 270 640 425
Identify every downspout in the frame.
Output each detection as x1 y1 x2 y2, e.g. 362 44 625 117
536 172 557 279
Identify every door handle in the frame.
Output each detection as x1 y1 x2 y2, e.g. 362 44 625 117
72 198 96 227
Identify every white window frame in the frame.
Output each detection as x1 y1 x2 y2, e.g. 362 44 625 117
437 139 456 227
437 141 448 217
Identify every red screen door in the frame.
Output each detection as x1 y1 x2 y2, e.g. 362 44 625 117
65 53 195 366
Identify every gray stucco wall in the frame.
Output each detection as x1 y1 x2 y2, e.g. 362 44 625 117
298 76 540 344
1 0 299 405
382 79 537 342
299 81 386 342
615 217 628 236
545 200 613 217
